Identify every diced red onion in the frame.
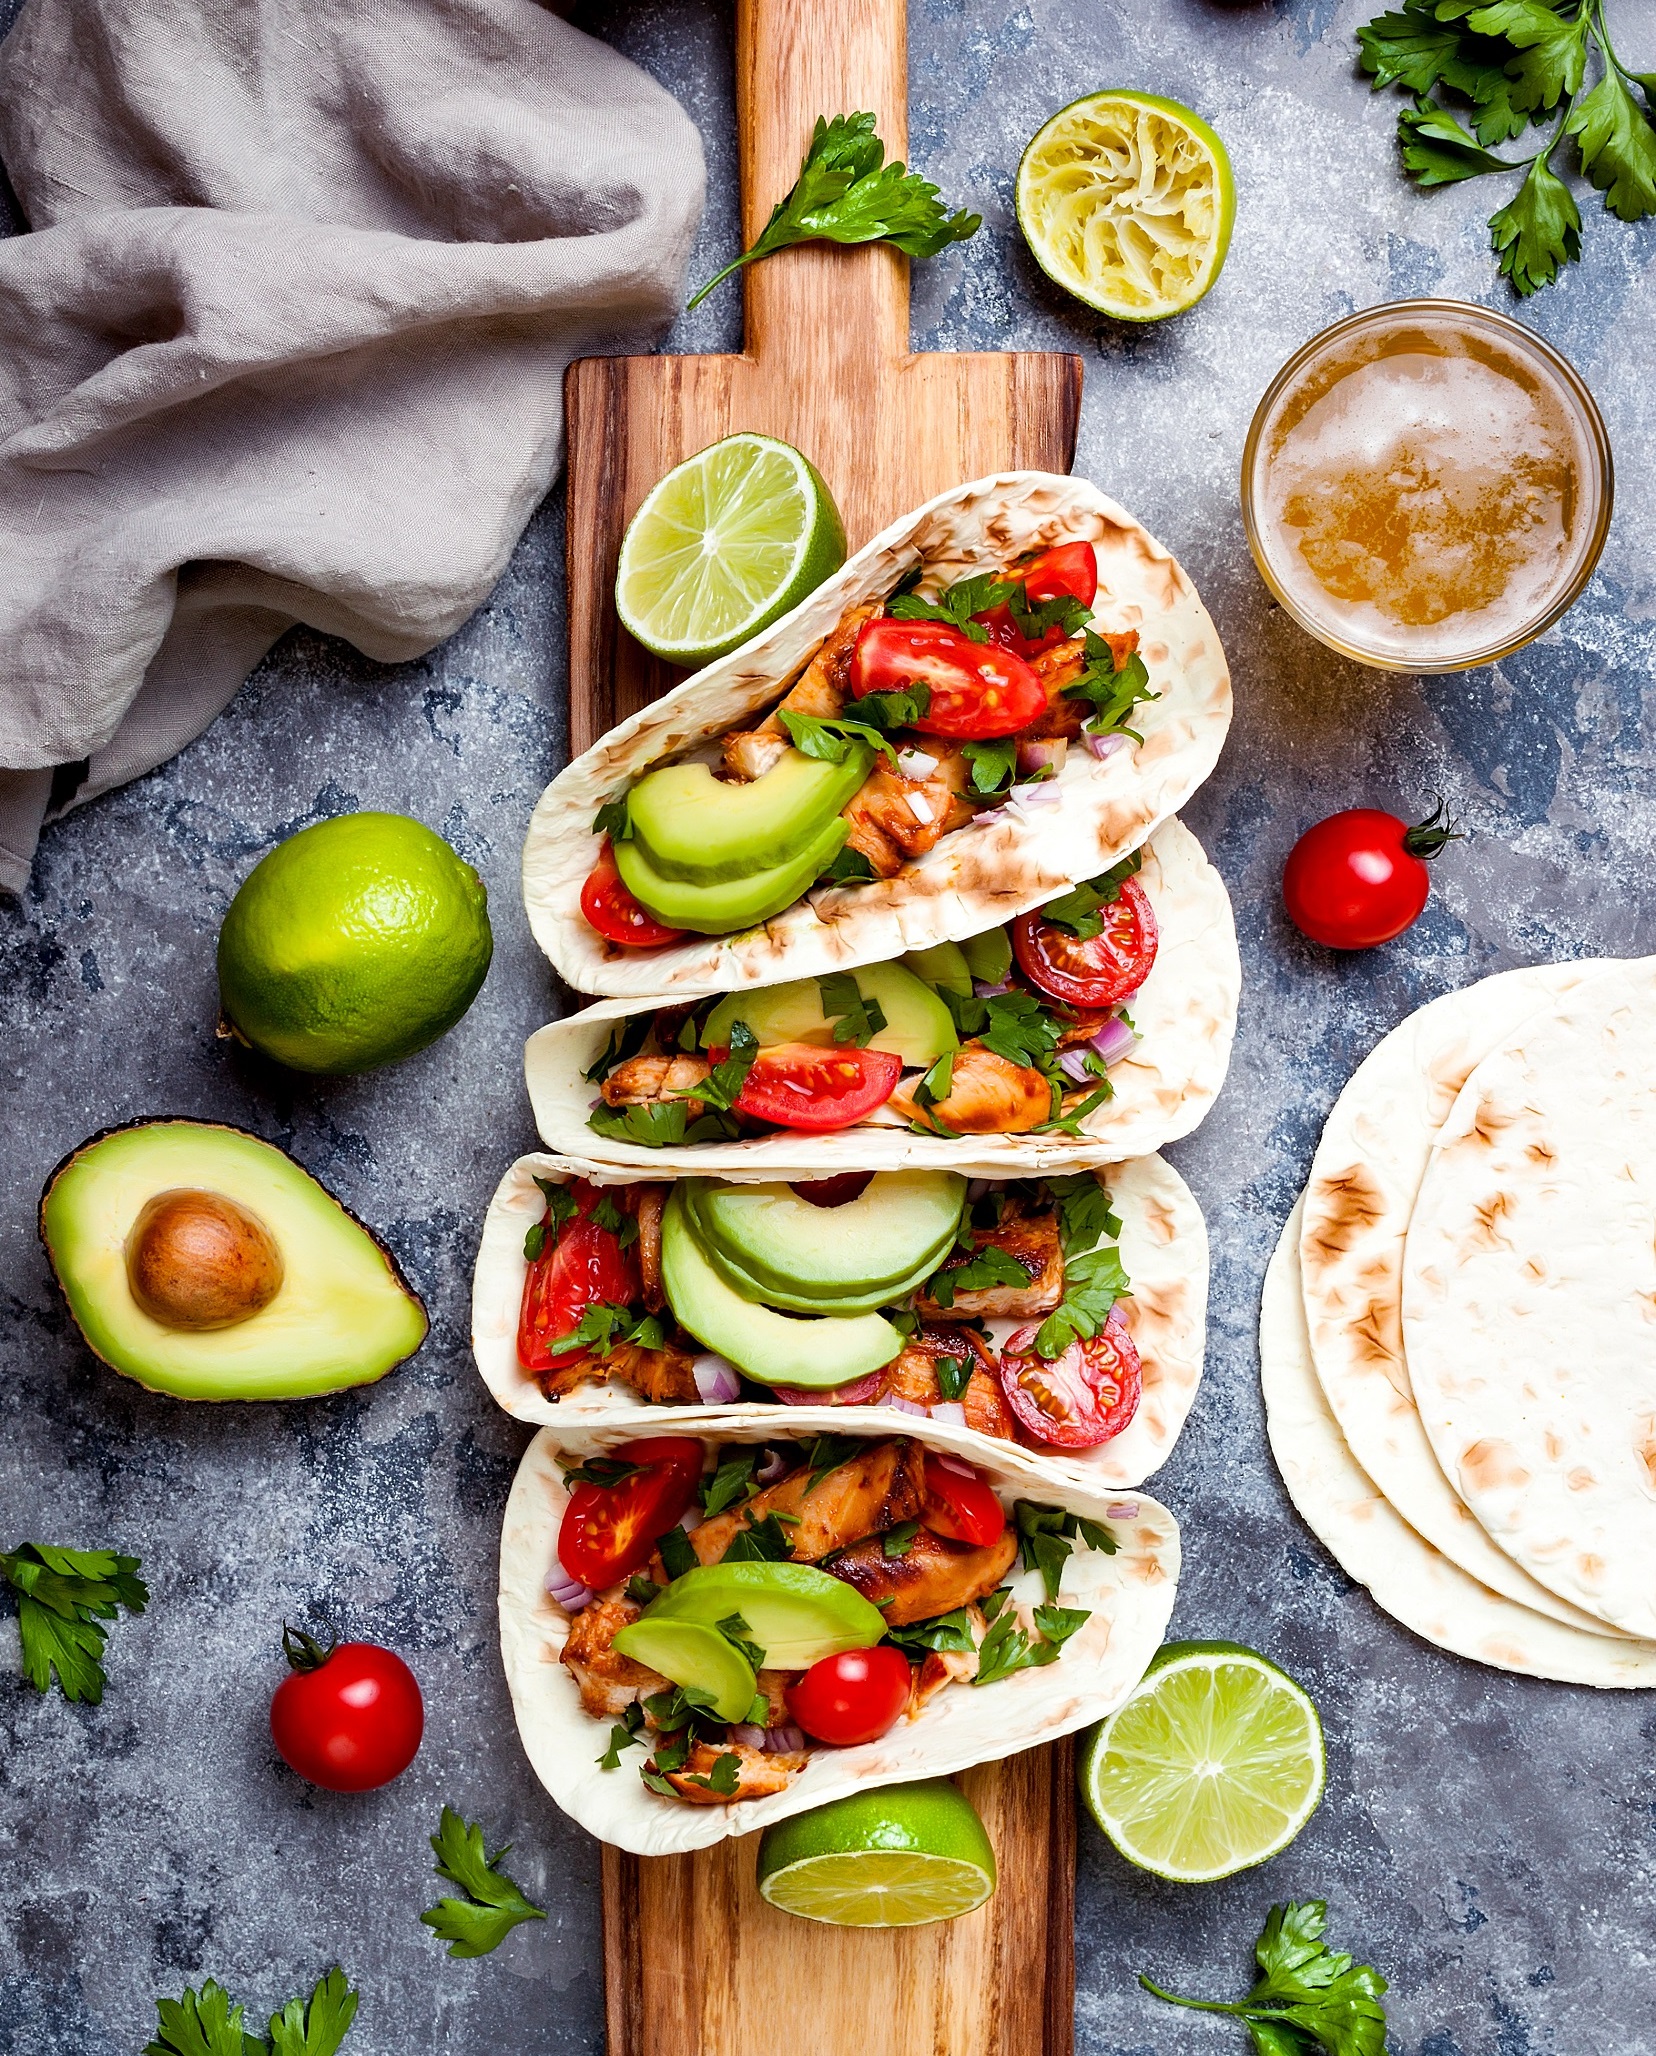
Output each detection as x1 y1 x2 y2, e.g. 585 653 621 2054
934 1450 977 1477
771 1369 885 1405
729 1724 767 1750
1085 731 1129 762
764 1724 807 1754
677 1505 703 1535
1089 1016 1139 1067
1017 738 1067 779
1009 784 1063 812
692 1354 742 1404
756 1447 788 1484
966 1178 991 1201
972 980 1011 1000
546 1563 597 1612
929 1401 967 1427
1057 1046 1093 1085
1106 1503 1140 1520
898 747 939 778
886 1395 929 1417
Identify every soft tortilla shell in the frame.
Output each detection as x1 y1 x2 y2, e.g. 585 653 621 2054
523 469 1231 999
499 1414 1180 1853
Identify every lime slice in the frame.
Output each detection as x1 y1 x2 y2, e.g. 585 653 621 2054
1078 1640 1325 1882
615 432 847 669
756 1780 996 1928
1017 91 1234 322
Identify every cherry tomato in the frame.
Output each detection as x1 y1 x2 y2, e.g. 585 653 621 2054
996 1313 1142 1449
270 1629 424 1793
517 1179 638 1374
786 1645 912 1746
722 1041 902 1131
850 619 1044 740
976 541 1100 656
1282 803 1459 950
580 839 685 949
557 1435 702 1588
1013 874 1159 1009
921 1455 1006 1547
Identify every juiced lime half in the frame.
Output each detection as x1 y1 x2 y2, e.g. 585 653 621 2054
756 1780 996 1928
1017 90 1234 321
1079 1640 1325 1883
615 432 847 669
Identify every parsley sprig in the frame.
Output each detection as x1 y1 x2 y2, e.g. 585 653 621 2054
779 708 893 767
544 1301 664 1360
974 1597 1089 1685
818 973 888 1047
1030 1175 1132 1360
144 1969 358 2056
420 1806 547 1959
588 1101 739 1149
1061 632 1157 738
1013 1500 1118 1600
888 570 1091 647
2 1541 148 1703
1040 850 1142 939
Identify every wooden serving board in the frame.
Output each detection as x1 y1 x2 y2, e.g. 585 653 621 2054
563 3 1084 2050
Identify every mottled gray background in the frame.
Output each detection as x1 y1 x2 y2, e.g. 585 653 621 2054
4 1 1654 2050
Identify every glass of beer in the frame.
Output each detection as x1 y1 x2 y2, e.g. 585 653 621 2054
1241 300 1613 672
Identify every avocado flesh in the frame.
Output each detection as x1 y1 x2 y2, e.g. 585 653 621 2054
39 1120 427 1401
902 939 975 1001
610 1617 756 1722
645 1562 885 1668
960 924 1014 987
702 960 957 1069
613 815 849 935
627 744 874 884
684 1173 966 1307
691 1231 947 1317
661 1189 902 1389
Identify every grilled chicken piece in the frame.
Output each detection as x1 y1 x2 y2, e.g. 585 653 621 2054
662 1740 808 1804
753 1670 792 1726
823 1524 1019 1625
676 1437 927 1568
609 1338 699 1405
875 1330 1015 1441
910 1603 988 1713
720 728 791 782
914 1197 1065 1320
718 603 880 782
602 1053 712 1116
633 1185 668 1312
538 1357 606 1399
1024 628 1141 742
1054 1004 1117 1050
890 1042 1051 1135
560 1597 667 1720
841 747 973 880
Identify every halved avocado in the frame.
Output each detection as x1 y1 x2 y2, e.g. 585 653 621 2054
610 1617 756 1722
645 1562 886 1668
39 1119 427 1401
613 814 850 935
702 960 957 1068
684 1173 966 1309
627 745 874 884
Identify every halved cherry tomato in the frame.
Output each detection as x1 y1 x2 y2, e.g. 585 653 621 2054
580 839 685 948
786 1645 912 1746
721 1040 902 1131
996 1313 1142 1449
517 1179 639 1374
976 541 1100 656
921 1455 1007 1547
1013 874 1159 1009
850 619 1044 740
557 1435 703 1588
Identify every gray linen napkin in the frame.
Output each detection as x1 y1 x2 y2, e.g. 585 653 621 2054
0 0 706 892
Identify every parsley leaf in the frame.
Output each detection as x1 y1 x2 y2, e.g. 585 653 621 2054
643 1681 721 1733
925 1242 1028 1309
687 1750 744 1796
143 1980 258 2056
658 1525 698 1581
1039 850 1143 939
962 736 1019 794
934 1353 971 1402
592 796 632 841
1013 1501 1117 1600
715 1611 767 1670
1466 0 1588 117
1489 147 1582 293
884 1607 976 1655
700 1450 760 1517
1399 94 1517 180
818 973 888 1048
882 1520 922 1559
625 1573 663 1606
819 844 879 886
2 1541 148 1704
420 1806 547 1959
544 1301 658 1360
587 1101 739 1149
559 1456 644 1490
1061 632 1156 737
779 708 893 768
803 1435 863 1489
973 1598 1090 1686
1566 65 1656 219
847 680 933 731
694 1020 761 1112
1049 1173 1123 1257
264 1968 360 2056
522 1178 579 1262
720 1512 795 1563
1033 1242 1132 1360
582 1013 651 1084
687 110 979 310
598 1702 646 1770
888 573 1016 642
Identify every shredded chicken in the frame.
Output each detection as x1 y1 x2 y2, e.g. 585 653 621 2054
633 1185 667 1312
683 1437 927 1567
661 1740 807 1804
890 1041 1051 1135
560 1597 667 1720
914 1195 1065 1320
718 603 879 782
601 1053 711 1116
875 1329 1016 1440
608 1338 699 1405
841 747 973 880
823 1525 1019 1625
909 1603 988 1714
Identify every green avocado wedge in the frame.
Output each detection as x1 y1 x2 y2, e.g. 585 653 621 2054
613 814 850 935
660 1188 903 1388
38 1119 427 1401
684 1173 966 1310
902 939 974 1001
610 1617 757 1722
645 1562 886 1669
703 960 957 1069
959 924 1014 987
627 744 874 885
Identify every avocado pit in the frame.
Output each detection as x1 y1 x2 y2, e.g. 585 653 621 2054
125 1187 284 1330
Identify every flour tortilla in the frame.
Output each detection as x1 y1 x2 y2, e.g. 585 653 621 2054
524 469 1231 1000
499 1414 1180 1853
1402 958 1656 1640
525 816 1237 1178
471 1152 1205 1490
1299 963 1628 1637
1264 1201 1656 1687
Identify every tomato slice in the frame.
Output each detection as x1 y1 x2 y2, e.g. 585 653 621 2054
996 1313 1142 1449
723 1040 902 1131
517 1179 639 1374
557 1438 703 1589
580 839 685 949
1012 874 1159 1009
921 1455 1006 1547
786 1645 912 1746
975 541 1100 656
850 618 1044 740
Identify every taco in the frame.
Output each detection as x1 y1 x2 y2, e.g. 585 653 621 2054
525 817 1238 1175
523 470 1231 1000
498 1416 1180 1852
471 1153 1206 1490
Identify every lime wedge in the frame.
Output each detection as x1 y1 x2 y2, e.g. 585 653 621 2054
615 432 847 669
1078 1640 1325 1882
756 1780 996 1927
1017 91 1234 322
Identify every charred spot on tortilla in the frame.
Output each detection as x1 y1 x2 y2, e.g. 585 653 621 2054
1302 1164 1387 1266
1458 1438 1531 1495
1469 1190 1516 1251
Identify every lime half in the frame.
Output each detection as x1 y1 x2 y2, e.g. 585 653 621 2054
756 1780 996 1928
1079 1641 1325 1883
1017 91 1234 321
615 432 847 669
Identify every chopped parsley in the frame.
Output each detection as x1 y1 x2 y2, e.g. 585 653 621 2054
818 973 887 1048
522 1178 579 1261
699 1450 760 1518
1033 1241 1131 1360
849 680 932 731
780 707 895 767
544 1302 664 1360
973 1600 1090 1686
720 1512 795 1564
587 1101 740 1149
592 796 633 841
692 1020 761 1112
715 1611 767 1671
934 1353 971 1402
924 1242 1028 1309
683 1750 744 1797
882 1520 922 1559
883 1607 976 1656
1039 850 1143 939
1060 631 1156 737
657 1526 698 1581
819 844 878 886
559 1456 644 1491
597 1701 646 1769
961 736 1019 794
1013 1500 1117 1601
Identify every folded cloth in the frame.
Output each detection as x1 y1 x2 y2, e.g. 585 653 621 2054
0 0 705 892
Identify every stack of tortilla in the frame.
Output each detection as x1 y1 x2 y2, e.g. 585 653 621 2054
1261 957 1656 1687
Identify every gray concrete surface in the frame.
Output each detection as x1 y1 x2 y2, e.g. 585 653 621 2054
5 1 1655 2050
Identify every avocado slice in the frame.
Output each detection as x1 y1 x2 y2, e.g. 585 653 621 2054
39 1119 427 1401
610 1617 757 1722
660 1188 902 1389
627 744 874 884
702 960 957 1069
613 814 850 936
959 923 1014 987
902 939 975 1001
684 1173 966 1309
645 1562 886 1668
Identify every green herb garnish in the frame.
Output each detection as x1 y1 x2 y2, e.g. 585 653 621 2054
597 1702 647 1770
973 1599 1089 1685
684 1749 744 1797
559 1455 644 1490
1013 1500 1117 1600
700 1450 760 1517
721 1513 795 1564
961 736 1019 794
592 796 633 841
523 1178 580 1261
934 1353 971 1402
582 1013 652 1084
1 1541 148 1704
1039 851 1143 940
1061 632 1156 738
715 1611 767 1670
144 1968 359 2056
544 1301 661 1360
818 973 888 1048
883 1607 976 1655
925 1242 1028 1309
420 1807 547 1959
587 1100 740 1149
779 707 895 768
694 1020 761 1113
657 1525 698 1581
882 1520 923 1559
819 845 879 886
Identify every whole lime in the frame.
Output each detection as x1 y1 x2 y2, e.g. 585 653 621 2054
217 813 492 1075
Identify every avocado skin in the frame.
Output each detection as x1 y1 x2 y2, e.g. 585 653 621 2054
627 744 873 885
38 1118 427 1402
613 814 851 935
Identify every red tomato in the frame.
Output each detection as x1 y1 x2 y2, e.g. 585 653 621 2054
270 1631 424 1793
996 1313 1142 1449
921 1455 1006 1547
1282 805 1459 950
976 541 1099 655
557 1436 703 1588
722 1040 902 1131
1013 875 1159 1009
517 1179 639 1374
786 1645 912 1746
850 618 1044 739
580 839 685 948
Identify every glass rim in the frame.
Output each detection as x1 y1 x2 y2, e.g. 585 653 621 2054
1240 297 1615 674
